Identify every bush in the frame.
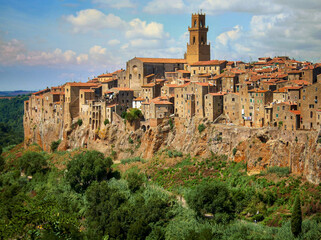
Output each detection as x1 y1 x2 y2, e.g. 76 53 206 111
50 139 61 152
77 119 83 126
232 148 237 156
186 181 235 223
125 108 142 123
291 195 302 237
104 119 109 125
167 150 183 158
66 150 113 193
267 166 290 177
128 136 134 144
19 152 48 176
198 124 206 133
120 157 144 164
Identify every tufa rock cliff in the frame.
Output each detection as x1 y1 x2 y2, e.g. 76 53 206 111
24 117 321 184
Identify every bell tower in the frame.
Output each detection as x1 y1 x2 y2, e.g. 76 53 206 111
186 13 210 64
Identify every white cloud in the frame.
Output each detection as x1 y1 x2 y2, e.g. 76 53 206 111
0 38 122 67
216 25 242 46
143 0 185 14
92 0 135 9
108 39 121 46
65 9 126 33
126 18 169 39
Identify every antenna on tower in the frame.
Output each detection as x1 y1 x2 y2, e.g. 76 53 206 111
200 9 203 14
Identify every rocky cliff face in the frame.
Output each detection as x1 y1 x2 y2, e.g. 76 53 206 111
24 117 321 184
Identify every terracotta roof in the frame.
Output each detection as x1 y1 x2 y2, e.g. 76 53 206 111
51 92 65 95
32 88 50 95
80 89 94 93
199 73 211 77
142 83 156 88
164 84 179 88
177 70 190 74
145 73 155 78
249 89 269 93
209 92 226 96
136 57 186 64
134 97 145 101
289 110 301 115
288 70 301 74
107 104 117 108
152 101 173 105
290 80 311 86
194 82 212 86
104 91 113 94
98 73 113 78
190 60 227 66
66 82 98 87
156 79 166 82
112 69 124 74
113 87 134 91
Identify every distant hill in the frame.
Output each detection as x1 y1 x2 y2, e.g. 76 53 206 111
0 95 29 148
0 90 35 97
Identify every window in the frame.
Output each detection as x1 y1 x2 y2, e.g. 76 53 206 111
276 114 279 118
282 106 285 110
277 107 280 111
310 111 313 118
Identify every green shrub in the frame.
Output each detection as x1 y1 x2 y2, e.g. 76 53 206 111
258 157 263 161
232 148 237 156
50 139 61 152
291 195 302 237
120 157 144 164
167 150 183 158
19 152 48 176
198 124 206 133
317 136 321 144
128 136 134 144
125 108 142 123
77 119 83 126
104 119 109 125
267 166 290 177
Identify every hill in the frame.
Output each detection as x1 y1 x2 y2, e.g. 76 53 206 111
0 90 35 97
0 95 29 148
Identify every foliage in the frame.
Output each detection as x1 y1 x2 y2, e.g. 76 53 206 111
0 95 29 148
125 108 142 123
104 119 109 125
198 123 206 133
19 151 48 176
50 139 61 152
267 166 290 177
66 150 113 193
232 147 237 156
126 171 144 193
186 181 235 223
291 195 302 237
77 118 83 126
128 136 134 144
120 157 145 164
167 149 183 158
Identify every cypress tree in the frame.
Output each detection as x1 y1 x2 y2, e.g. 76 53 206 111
291 195 302 237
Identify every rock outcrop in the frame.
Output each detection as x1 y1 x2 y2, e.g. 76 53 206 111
24 117 321 184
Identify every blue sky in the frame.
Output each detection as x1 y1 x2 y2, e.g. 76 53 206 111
1 0 321 91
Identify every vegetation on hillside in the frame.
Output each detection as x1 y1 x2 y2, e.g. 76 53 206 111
0 144 320 239
0 95 29 148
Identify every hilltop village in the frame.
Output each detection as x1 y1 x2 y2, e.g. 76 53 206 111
24 13 321 139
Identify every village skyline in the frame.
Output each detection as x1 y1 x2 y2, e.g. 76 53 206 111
1 0 321 91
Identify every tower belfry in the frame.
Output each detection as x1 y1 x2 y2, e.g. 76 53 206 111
185 13 211 64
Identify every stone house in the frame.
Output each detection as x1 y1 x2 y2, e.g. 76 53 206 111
223 93 240 124
204 93 225 121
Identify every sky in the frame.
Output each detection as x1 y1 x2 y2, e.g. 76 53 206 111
1 0 321 91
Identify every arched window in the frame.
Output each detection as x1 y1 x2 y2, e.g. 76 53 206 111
200 20 203 27
193 36 195 44
129 74 132 80
201 37 204 44
138 74 141 79
194 20 197 27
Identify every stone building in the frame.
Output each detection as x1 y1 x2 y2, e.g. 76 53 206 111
125 57 186 95
188 60 227 76
204 92 224 121
298 82 321 130
185 13 210 64
223 93 240 124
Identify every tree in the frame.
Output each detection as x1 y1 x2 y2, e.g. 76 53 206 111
186 181 235 223
19 152 48 176
198 124 206 133
126 172 144 193
66 151 113 193
291 195 302 237
125 108 142 123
